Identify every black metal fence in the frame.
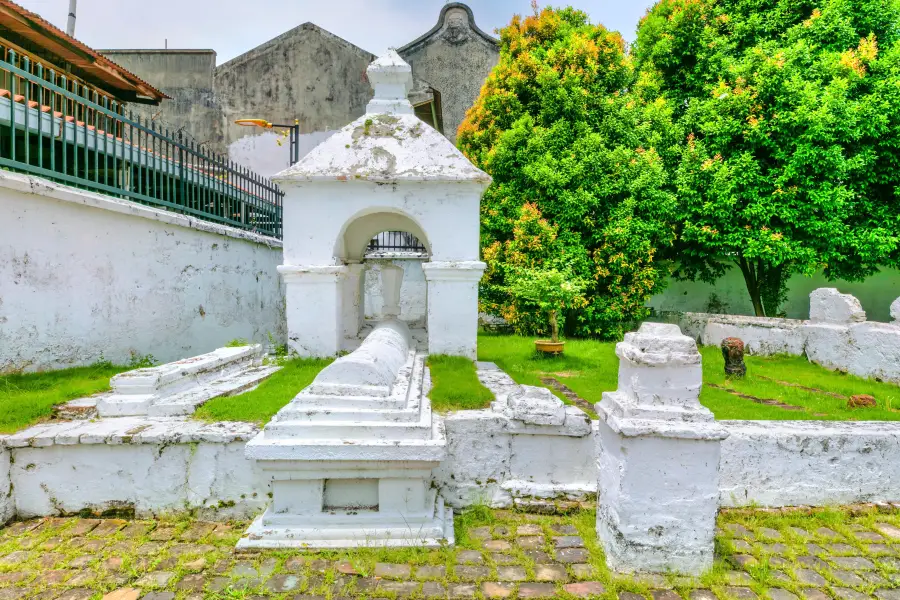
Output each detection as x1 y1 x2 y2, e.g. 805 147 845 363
366 231 428 256
0 52 283 238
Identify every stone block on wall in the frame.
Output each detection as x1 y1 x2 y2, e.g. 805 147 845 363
809 288 867 324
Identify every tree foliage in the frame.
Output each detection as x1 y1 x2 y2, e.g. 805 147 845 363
635 0 900 316
507 267 588 342
459 5 678 338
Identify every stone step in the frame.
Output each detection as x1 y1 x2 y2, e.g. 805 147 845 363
274 399 426 423
238 492 453 549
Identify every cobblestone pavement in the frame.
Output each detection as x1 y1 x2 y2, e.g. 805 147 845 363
0 505 898 599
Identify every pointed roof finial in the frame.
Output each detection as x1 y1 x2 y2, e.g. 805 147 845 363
366 49 414 115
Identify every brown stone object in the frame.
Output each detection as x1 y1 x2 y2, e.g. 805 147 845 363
848 394 876 408
721 337 747 378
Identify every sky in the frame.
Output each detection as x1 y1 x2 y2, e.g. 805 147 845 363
17 0 656 65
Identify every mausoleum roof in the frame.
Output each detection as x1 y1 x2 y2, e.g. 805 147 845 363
274 50 491 184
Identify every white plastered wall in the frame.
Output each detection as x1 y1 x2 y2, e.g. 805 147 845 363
10 442 268 520
281 180 481 265
0 448 12 524
0 171 285 372
719 421 900 507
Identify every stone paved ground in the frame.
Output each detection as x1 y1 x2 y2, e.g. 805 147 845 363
0 505 898 599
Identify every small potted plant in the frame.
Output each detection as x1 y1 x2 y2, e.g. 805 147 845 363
508 267 587 355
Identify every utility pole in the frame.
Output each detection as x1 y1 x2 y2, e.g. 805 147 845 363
66 0 77 37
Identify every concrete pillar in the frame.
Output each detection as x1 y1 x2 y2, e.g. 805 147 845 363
595 323 728 575
342 263 367 340
422 260 485 359
278 265 347 357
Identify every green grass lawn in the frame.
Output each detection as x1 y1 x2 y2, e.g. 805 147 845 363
700 346 900 420
427 355 495 412
477 332 900 421
194 357 333 425
0 362 131 434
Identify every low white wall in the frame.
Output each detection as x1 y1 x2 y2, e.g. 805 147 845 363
719 421 900 507
683 289 900 383
3 416 900 520
0 171 286 373
368 408 597 508
364 259 427 326
3 419 268 520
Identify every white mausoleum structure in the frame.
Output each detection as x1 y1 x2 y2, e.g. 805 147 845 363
273 49 490 359
595 323 729 575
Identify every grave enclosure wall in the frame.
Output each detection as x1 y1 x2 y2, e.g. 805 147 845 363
0 171 286 373
1 414 900 523
681 288 900 384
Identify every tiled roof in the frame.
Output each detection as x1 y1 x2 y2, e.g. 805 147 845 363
0 0 168 103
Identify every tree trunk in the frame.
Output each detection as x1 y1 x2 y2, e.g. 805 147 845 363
549 309 559 343
736 257 766 317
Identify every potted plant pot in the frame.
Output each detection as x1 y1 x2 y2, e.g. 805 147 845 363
535 339 565 355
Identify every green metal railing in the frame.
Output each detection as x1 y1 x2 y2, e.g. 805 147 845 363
0 52 283 238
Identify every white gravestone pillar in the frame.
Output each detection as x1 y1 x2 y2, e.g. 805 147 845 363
278 265 347 357
595 323 728 575
422 261 485 359
380 264 404 318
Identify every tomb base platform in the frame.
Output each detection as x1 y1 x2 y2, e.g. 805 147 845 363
237 494 454 549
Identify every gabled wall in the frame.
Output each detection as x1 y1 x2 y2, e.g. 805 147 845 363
215 23 375 176
398 3 499 143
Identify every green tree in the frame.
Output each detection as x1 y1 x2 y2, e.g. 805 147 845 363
507 267 588 342
635 0 900 316
459 5 678 338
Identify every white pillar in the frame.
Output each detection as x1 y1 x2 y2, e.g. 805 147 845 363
279 265 347 357
342 263 367 340
422 261 485 359
380 264 404 318
595 323 728 575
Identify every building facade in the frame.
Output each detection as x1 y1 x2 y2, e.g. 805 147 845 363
99 3 499 176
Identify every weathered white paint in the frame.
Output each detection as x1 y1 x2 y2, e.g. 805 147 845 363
596 323 728 575
274 51 489 358
240 316 453 549
2 418 266 519
4 413 900 522
365 260 427 325
0 448 11 525
433 363 597 508
684 289 900 384
422 261 485 359
94 344 279 417
0 170 285 373
689 314 807 356
228 130 337 177
719 420 900 507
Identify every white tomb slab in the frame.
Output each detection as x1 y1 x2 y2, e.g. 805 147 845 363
595 323 728 575
95 344 279 417
239 269 452 548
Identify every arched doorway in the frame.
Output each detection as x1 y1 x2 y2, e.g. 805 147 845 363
363 231 429 332
332 210 432 350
